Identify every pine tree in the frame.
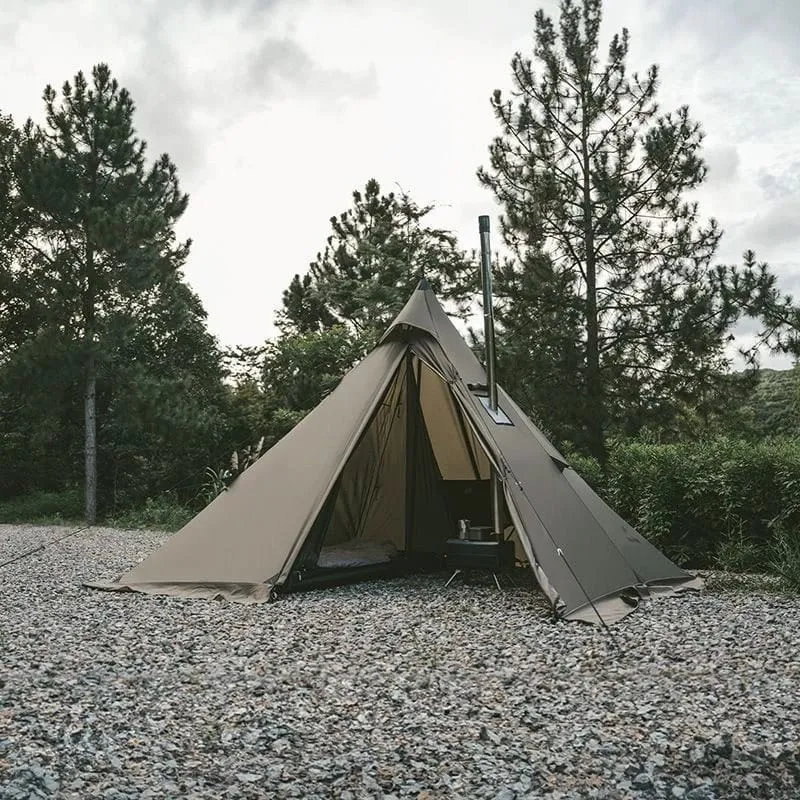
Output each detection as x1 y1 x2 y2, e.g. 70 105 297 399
479 0 798 462
279 179 472 342
0 113 27 363
10 64 191 521
278 272 336 335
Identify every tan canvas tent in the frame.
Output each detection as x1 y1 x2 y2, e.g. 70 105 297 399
89 281 701 623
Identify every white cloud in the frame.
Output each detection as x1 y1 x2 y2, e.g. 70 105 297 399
747 199 800 248
703 144 740 186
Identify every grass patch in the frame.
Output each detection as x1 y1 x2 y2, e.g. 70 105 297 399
769 528 800 592
106 494 193 532
0 489 193 532
0 489 83 526
714 524 770 573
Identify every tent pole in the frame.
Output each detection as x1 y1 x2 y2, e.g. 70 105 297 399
479 215 504 540
405 351 416 552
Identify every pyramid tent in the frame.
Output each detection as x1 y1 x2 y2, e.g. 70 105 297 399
90 281 701 623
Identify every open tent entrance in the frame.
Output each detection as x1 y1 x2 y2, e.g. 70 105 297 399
286 351 514 590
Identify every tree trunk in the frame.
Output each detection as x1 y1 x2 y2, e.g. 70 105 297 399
84 351 97 524
580 91 607 468
83 162 97 524
583 252 606 465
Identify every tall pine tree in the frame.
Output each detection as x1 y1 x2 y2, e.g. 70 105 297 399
479 0 798 462
9 64 192 521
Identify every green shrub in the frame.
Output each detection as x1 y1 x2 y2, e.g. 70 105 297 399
0 488 83 525
106 494 193 532
596 437 800 575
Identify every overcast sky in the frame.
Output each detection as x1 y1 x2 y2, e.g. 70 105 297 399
2 0 798 367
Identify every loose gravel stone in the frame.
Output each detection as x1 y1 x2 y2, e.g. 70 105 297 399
1 524 799 799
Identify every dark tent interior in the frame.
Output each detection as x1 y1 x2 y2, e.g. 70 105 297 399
286 353 514 590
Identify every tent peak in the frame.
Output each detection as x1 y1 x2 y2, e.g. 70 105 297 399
416 277 430 291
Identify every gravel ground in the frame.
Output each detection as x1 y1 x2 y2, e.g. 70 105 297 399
1 524 798 800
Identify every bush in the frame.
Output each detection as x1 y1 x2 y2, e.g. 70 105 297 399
570 437 800 576
560 445 605 495
0 488 83 525
106 494 193 532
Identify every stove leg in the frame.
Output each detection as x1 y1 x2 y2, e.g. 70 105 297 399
445 569 461 588
492 572 502 591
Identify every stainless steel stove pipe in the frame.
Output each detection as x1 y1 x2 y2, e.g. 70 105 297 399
478 216 504 539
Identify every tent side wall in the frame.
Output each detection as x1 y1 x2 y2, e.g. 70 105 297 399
561 469 701 588
94 339 409 601
400 327 699 621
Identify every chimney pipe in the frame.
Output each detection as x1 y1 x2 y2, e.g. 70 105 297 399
478 215 498 412
478 215 504 540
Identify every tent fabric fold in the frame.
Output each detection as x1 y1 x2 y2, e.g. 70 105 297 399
89 281 701 624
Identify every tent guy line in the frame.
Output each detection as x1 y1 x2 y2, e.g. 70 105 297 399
557 546 620 647
0 525 91 571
